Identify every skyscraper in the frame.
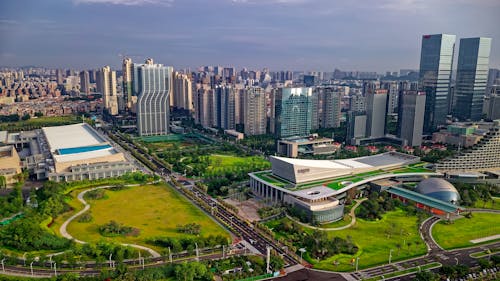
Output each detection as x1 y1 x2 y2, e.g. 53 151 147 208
243 87 267 136
56 69 64 85
96 66 118 115
365 89 388 138
453 37 492 121
79 70 90 95
397 91 426 147
274 87 313 138
419 34 456 133
134 59 173 136
321 87 342 129
122 58 134 110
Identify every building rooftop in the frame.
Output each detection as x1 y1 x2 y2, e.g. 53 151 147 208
42 123 106 152
387 186 464 213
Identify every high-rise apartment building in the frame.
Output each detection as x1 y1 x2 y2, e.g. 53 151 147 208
215 85 236 130
397 91 426 146
173 72 193 112
365 89 388 138
79 70 90 94
274 87 313 138
134 59 173 136
194 86 214 128
419 34 456 133
56 69 64 85
313 86 342 129
243 87 267 136
453 37 492 121
122 58 134 110
382 81 399 114
96 66 118 115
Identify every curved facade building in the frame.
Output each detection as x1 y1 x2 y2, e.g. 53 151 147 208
134 59 173 136
415 178 460 204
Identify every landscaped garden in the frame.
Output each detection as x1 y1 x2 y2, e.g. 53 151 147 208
65 183 229 251
432 212 500 249
0 115 85 131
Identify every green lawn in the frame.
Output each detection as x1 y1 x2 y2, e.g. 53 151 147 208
473 197 500 210
66 184 229 249
207 154 270 173
432 213 500 249
0 115 82 131
306 209 427 271
253 172 289 187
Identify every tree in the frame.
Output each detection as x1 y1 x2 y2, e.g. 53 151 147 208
0 175 6 189
21 114 31 121
415 271 439 281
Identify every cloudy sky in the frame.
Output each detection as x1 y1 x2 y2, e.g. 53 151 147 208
0 0 498 72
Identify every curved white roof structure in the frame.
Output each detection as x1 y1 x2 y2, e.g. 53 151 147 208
270 152 420 184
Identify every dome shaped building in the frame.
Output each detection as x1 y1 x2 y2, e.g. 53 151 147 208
415 178 460 205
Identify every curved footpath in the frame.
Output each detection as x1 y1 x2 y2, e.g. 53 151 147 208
286 198 368 231
59 184 161 258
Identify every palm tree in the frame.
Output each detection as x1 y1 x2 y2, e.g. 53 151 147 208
396 243 402 255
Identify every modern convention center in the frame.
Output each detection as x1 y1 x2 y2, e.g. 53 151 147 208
249 152 443 223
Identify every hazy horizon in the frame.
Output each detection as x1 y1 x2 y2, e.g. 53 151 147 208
1 0 499 72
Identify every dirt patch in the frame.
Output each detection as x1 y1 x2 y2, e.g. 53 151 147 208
224 198 265 222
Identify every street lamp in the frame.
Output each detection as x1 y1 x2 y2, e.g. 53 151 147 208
389 249 393 264
1 258 5 272
299 248 306 264
355 257 360 271
30 261 34 276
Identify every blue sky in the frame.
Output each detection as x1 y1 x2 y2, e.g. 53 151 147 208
0 0 498 71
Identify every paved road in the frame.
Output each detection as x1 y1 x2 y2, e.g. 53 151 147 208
59 184 161 258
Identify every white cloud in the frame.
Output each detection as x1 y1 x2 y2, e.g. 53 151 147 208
74 0 174 6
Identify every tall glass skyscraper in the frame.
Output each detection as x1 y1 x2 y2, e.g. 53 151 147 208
419 34 456 133
134 59 173 136
274 87 313 138
453 37 492 121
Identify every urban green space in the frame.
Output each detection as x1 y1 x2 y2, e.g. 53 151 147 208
432 212 500 249
66 183 229 250
473 197 500 210
265 208 427 271
0 115 84 131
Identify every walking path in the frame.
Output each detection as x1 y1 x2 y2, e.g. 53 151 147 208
59 184 161 258
286 198 368 231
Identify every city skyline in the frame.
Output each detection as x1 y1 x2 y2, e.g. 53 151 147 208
1 0 499 71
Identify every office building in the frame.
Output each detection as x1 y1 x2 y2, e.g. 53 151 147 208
453 37 492 121
243 87 266 136
122 58 134 110
97 66 118 115
419 34 456 133
79 70 90 95
397 91 426 146
346 111 367 144
382 82 399 114
321 87 342 129
274 87 313 138
484 93 500 120
134 59 173 136
366 89 388 138
173 72 193 112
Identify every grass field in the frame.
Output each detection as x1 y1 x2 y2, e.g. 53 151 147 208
432 213 500 249
266 209 427 271
0 115 82 131
65 184 229 249
473 197 500 210
206 154 270 173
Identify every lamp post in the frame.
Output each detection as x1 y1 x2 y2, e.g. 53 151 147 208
1 258 5 272
54 262 57 277
30 261 34 276
389 249 393 264
355 257 360 272
109 254 113 269
299 248 306 264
